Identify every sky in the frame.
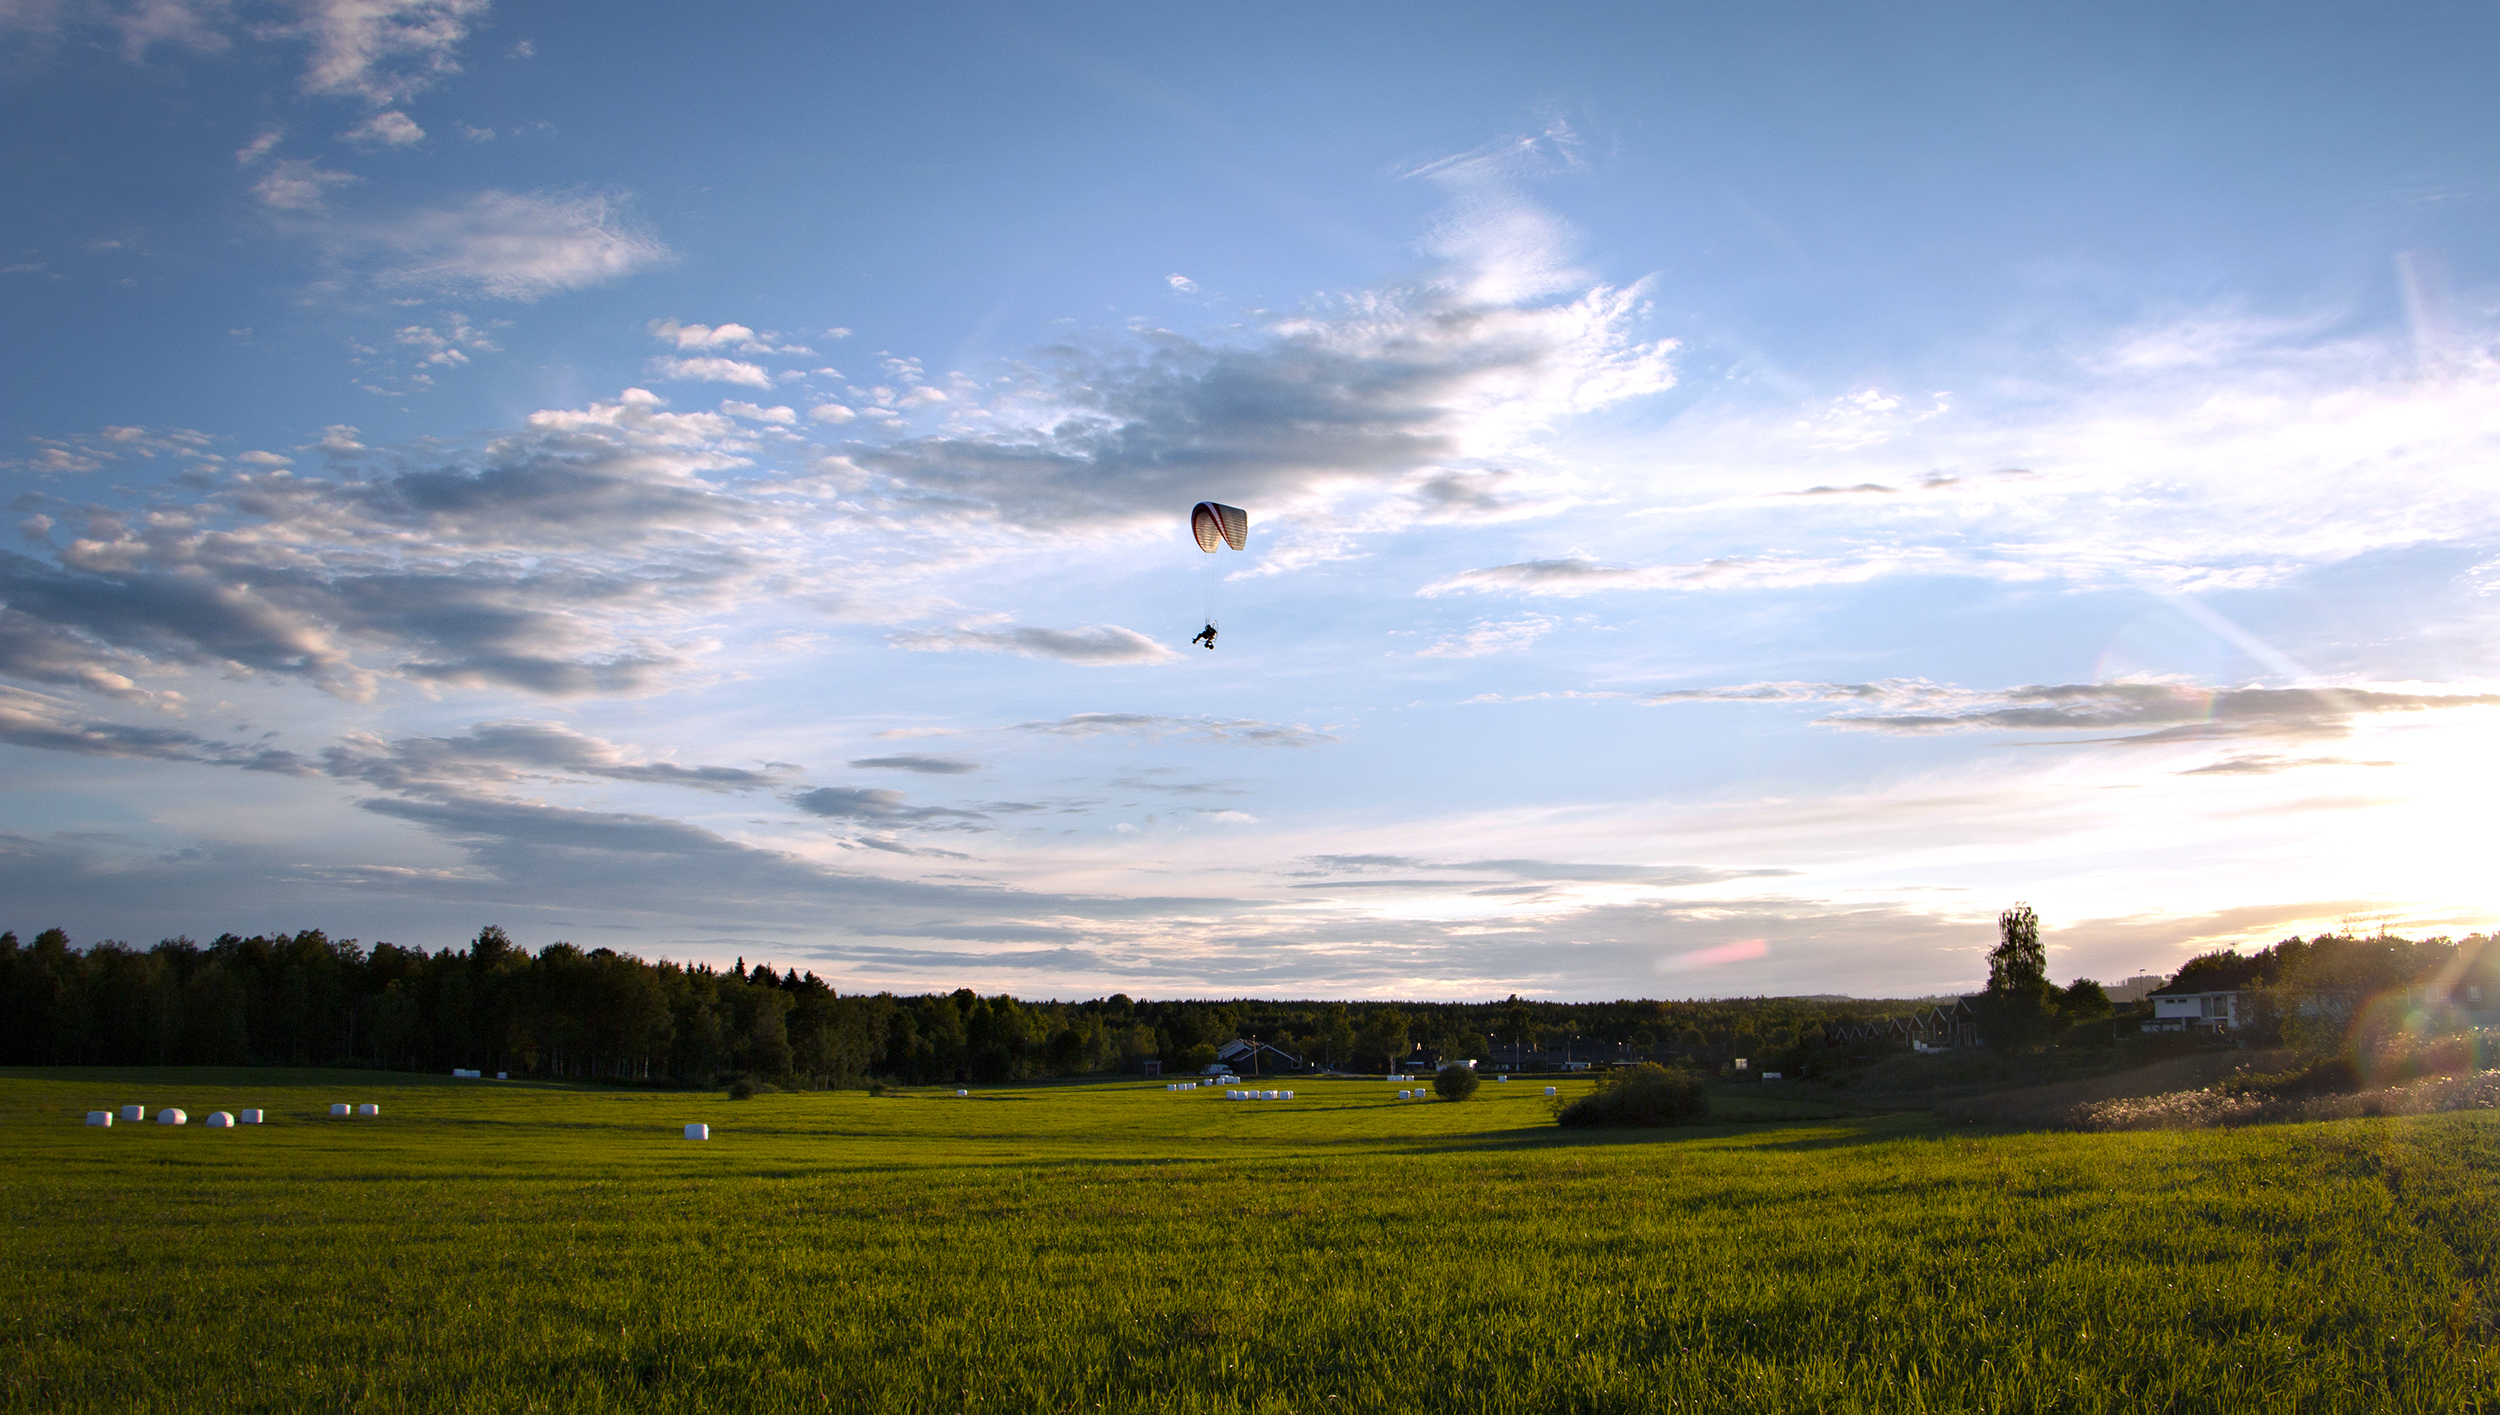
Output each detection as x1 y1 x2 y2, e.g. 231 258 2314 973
3 1 2496 1000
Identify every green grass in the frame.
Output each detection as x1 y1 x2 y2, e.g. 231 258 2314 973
2 1068 2495 1413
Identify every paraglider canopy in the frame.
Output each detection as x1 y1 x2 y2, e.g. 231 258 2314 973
1191 501 1248 553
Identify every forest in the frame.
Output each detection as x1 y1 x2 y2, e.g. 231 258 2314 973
0 925 1908 1086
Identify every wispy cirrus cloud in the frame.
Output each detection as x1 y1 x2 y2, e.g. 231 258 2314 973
323 720 789 795
363 190 673 300
889 624 1179 665
1641 678 2500 744
1007 712 1338 746
293 0 490 106
0 685 306 771
17 0 489 106
849 754 980 774
1419 550 2033 598
1413 613 1557 658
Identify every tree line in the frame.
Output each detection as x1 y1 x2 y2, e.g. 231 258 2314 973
0 925 1910 1085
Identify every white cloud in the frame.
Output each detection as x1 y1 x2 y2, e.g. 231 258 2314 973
392 314 499 362
649 356 772 389
109 0 231 60
1167 274 1197 293
252 158 359 212
366 190 674 300
1414 614 1558 658
342 109 424 146
295 0 489 106
1638 677 2500 745
648 318 757 350
889 623 1180 666
720 400 795 424
1006 712 1338 746
1418 551 2017 598
234 128 283 165
808 404 856 424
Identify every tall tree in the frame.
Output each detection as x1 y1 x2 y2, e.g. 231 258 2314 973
1982 903 2054 1051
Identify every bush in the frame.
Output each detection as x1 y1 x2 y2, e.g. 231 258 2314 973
1555 1063 1710 1128
866 1081 891 1098
725 1076 775 1100
2223 1054 2359 1100
1432 1064 1480 1101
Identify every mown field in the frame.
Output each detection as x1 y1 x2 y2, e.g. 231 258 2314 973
2 1068 2494 1413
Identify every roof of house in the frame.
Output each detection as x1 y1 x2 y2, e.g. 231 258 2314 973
2147 978 2241 998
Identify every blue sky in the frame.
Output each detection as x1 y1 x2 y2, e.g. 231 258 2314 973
4 1 2496 999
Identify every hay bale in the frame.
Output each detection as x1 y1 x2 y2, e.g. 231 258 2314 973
156 1108 186 1125
356 1103 379 1117
329 1103 351 1117
205 1112 234 1128
1397 1089 1411 1099
683 1123 709 1140
496 1072 508 1080
955 1089 969 1097
1281 1090 1294 1100
240 1109 264 1124
1545 1086 1558 1096
118 1105 143 1122
86 1111 111 1127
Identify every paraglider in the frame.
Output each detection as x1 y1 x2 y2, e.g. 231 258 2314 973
1191 501 1248 554
1188 502 1247 649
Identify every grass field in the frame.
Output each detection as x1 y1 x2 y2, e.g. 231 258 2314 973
3 1069 2495 1413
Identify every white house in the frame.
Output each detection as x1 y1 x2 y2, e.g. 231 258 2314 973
2147 981 2242 1032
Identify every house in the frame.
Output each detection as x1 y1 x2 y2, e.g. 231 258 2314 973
2146 979 2242 1032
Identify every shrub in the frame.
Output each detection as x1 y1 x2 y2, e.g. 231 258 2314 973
1432 1064 1480 1101
1556 1063 1710 1128
867 1081 891 1098
725 1076 775 1100
2223 1054 2359 1100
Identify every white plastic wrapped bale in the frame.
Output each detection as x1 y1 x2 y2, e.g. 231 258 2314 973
955 1089 969 1097
356 1103 380 1117
156 1108 186 1125
452 1068 480 1078
1397 1089 1410 1099
118 1105 143 1122
205 1112 234 1128
1545 1086 1558 1096
85 1111 111 1127
496 1072 508 1080
330 1102 351 1117
239 1108 264 1124
1263 1090 1278 1100
684 1123 709 1140
1282 1091 1294 1100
